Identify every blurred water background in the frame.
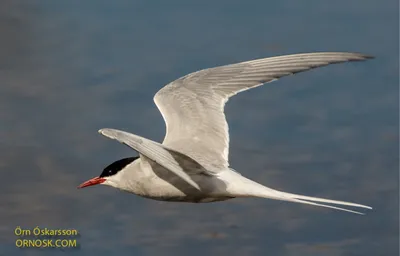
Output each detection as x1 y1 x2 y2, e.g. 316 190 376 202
0 1 398 255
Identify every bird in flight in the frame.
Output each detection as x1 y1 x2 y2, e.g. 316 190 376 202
79 52 373 214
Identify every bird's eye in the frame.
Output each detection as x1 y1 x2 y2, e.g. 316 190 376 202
101 156 138 178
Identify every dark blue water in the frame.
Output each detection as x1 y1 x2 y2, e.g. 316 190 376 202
1 1 398 255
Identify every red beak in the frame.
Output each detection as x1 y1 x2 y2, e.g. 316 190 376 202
78 177 106 189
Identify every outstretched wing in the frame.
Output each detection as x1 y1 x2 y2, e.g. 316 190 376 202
99 128 218 190
154 52 372 169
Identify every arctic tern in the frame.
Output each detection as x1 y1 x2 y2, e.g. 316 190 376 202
78 52 373 214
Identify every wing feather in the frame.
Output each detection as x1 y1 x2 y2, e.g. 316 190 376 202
154 52 373 169
98 128 203 190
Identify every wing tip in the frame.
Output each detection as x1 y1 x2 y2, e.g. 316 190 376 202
295 51 375 61
362 54 375 59
323 51 375 59
98 128 120 139
98 128 109 136
350 52 375 61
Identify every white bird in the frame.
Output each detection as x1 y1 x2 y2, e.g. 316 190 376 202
78 52 373 214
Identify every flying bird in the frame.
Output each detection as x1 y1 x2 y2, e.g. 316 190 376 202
79 52 373 214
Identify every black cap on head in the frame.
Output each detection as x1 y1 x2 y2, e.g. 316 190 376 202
100 156 139 178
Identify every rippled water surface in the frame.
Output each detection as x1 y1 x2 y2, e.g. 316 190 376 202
1 1 398 255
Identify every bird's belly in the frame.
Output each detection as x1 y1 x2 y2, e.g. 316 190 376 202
122 159 235 203
124 174 233 203
141 194 234 203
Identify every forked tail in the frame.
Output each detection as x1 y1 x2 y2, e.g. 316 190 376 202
222 169 372 214
256 187 372 215
234 176 373 214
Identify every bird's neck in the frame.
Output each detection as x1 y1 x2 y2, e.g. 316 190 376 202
114 160 148 195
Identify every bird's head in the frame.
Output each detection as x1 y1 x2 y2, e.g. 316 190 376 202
78 156 139 189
